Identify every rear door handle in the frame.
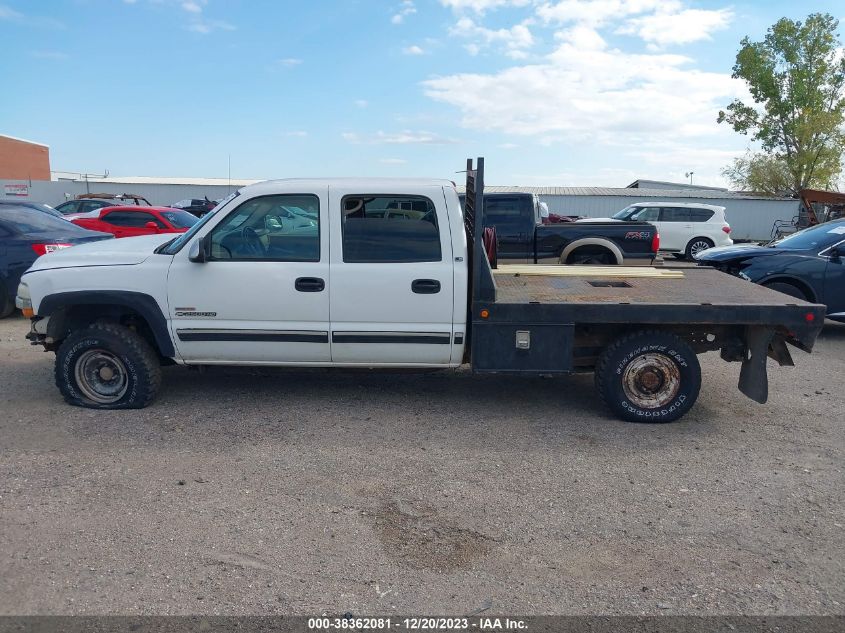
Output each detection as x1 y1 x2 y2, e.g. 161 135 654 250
295 277 325 292
412 279 441 294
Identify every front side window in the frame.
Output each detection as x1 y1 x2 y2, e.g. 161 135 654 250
342 195 441 263
483 196 530 229
209 194 320 261
631 207 660 222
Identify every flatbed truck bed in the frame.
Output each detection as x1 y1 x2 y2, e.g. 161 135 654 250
463 158 825 422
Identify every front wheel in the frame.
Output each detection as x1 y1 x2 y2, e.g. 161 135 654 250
55 322 162 409
595 330 701 423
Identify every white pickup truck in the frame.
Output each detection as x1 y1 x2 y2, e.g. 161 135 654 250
16 159 825 422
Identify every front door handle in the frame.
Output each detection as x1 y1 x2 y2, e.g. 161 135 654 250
412 279 441 294
295 277 325 292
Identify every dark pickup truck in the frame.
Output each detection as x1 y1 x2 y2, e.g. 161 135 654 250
461 192 658 265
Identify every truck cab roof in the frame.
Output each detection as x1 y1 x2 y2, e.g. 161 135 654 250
245 178 455 195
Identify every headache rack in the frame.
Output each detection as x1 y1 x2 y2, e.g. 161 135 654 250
464 157 495 302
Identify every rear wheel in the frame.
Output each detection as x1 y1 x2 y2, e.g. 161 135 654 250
763 281 808 301
564 247 616 265
685 237 714 260
55 322 162 409
595 330 701 423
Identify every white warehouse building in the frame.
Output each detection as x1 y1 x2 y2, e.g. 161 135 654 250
0 175 800 242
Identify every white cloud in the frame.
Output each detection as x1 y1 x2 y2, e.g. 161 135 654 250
536 0 673 26
181 1 203 14
0 3 65 28
440 0 532 14
423 35 746 146
355 99 369 108
450 16 534 57
284 131 308 137
391 0 416 24
342 130 461 145
275 57 303 67
187 18 235 34
617 8 733 47
380 158 409 164
403 45 425 55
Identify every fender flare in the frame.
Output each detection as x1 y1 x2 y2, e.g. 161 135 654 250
37 290 175 357
559 238 623 265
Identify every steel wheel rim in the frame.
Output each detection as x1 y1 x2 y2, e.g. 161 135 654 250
74 349 129 404
690 240 711 256
622 353 681 409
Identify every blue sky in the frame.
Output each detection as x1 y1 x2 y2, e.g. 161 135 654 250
1 0 843 186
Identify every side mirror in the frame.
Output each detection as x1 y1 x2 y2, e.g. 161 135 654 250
188 235 211 263
145 221 160 231
830 246 842 260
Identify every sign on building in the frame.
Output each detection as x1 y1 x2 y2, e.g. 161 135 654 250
4 183 29 197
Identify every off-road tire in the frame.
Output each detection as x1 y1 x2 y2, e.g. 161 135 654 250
55 322 162 409
595 330 701 423
763 281 808 301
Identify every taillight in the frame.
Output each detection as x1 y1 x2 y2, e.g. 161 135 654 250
651 232 660 252
31 243 72 256
722 226 731 234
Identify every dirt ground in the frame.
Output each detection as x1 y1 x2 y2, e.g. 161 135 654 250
0 313 842 615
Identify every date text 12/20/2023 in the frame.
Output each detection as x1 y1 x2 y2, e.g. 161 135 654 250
307 617 528 630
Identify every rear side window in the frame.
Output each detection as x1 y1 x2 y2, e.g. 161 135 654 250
689 208 715 222
483 196 530 228
103 211 164 228
342 195 441 263
660 208 691 222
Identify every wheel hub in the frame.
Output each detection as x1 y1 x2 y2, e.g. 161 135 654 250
622 353 681 409
74 349 129 404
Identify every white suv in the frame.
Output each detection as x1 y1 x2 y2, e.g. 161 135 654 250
580 202 733 260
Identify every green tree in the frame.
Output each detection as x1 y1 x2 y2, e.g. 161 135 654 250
718 13 845 195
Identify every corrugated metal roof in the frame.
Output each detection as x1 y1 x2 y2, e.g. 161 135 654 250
51 175 262 186
455 185 794 201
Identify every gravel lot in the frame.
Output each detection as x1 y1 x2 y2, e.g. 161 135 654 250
0 312 843 615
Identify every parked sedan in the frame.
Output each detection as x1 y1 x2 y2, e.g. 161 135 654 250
68 206 199 238
695 219 845 322
0 199 65 220
0 204 112 318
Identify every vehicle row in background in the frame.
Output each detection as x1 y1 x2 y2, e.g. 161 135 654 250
0 203 112 318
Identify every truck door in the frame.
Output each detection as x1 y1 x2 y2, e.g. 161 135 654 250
166 189 331 363
328 186 455 364
482 195 533 262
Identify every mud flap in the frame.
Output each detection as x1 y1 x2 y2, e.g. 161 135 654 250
738 326 775 404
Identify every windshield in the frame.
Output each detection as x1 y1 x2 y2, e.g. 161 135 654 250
771 222 845 251
612 205 640 220
160 209 199 229
159 191 240 254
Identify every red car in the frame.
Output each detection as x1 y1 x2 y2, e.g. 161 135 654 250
68 206 199 238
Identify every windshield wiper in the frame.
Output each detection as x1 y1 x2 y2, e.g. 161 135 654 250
154 237 177 254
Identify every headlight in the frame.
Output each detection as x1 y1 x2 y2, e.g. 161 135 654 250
15 282 33 315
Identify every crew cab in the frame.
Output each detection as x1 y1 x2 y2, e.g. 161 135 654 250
461 192 658 265
17 159 825 423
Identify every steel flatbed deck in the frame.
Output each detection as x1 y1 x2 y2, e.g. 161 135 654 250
487 266 825 328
